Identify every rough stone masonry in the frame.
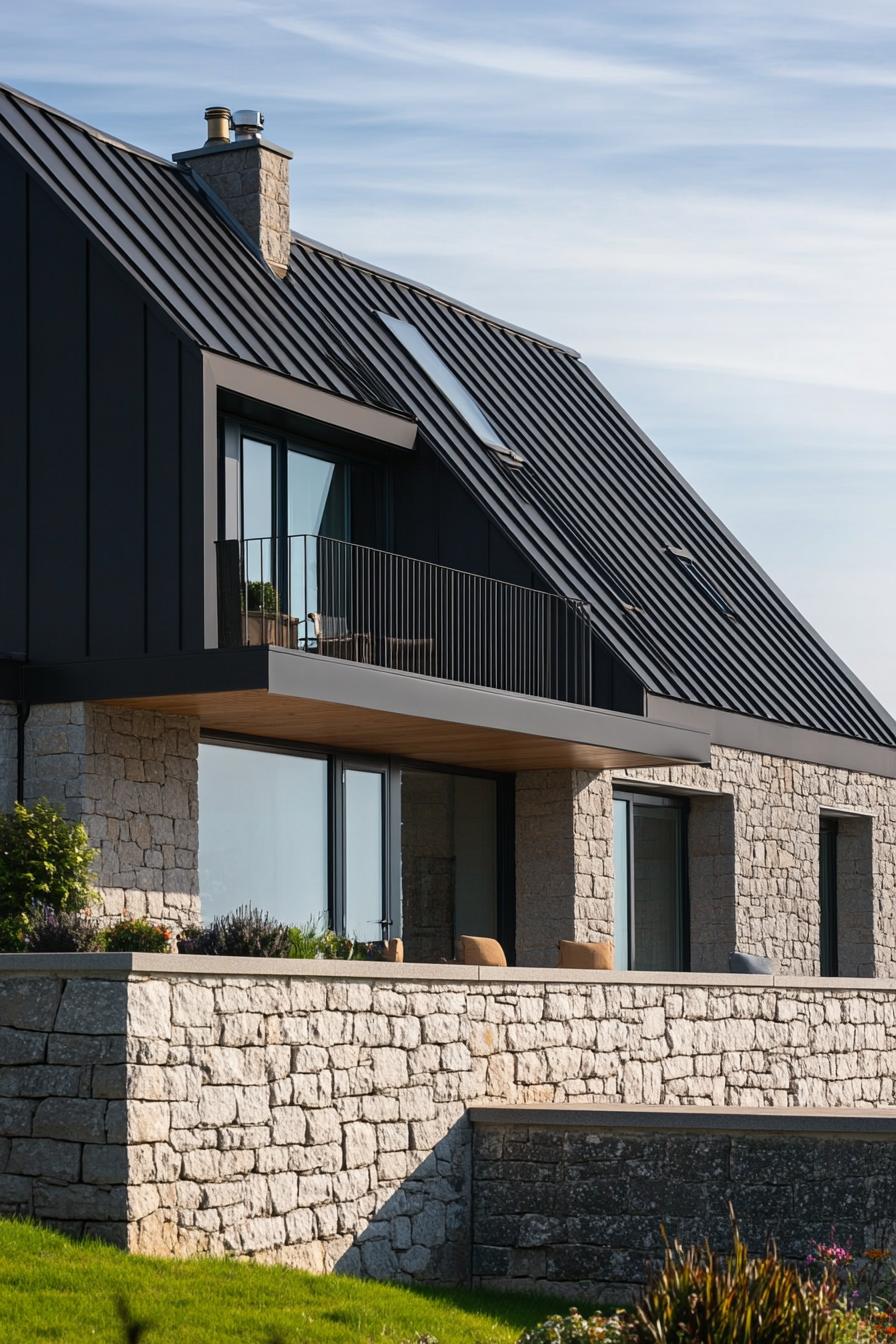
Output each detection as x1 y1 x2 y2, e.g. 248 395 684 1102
4 959 896 1283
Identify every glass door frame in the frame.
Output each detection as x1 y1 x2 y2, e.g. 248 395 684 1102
332 756 402 942
613 788 690 972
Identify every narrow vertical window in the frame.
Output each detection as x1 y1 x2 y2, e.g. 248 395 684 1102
613 791 688 972
819 816 839 977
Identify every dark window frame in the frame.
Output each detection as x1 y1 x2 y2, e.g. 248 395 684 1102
219 415 393 553
613 787 690 972
199 730 514 953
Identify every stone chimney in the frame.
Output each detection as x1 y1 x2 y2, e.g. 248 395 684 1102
173 106 293 278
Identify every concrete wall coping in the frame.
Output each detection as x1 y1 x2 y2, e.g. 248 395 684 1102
1 951 896 992
469 1103 896 1135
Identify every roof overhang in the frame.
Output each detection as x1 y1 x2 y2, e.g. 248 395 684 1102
203 353 417 453
647 694 896 779
26 650 710 773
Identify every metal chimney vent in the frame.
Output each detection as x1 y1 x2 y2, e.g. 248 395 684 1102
232 110 264 141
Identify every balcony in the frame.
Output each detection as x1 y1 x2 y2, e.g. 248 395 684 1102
217 534 596 707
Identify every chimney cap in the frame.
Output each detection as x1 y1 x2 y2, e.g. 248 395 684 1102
203 106 231 145
232 109 264 141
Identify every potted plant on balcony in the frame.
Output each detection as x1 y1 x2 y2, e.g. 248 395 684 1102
240 580 299 649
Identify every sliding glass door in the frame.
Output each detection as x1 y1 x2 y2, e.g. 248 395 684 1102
614 790 688 971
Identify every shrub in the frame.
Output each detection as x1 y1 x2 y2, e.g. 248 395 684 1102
0 800 97 949
186 905 292 958
243 580 279 612
101 918 172 954
22 903 101 952
518 1307 638 1343
635 1220 844 1344
288 918 355 960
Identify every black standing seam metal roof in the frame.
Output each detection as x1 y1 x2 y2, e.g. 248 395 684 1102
2 82 894 749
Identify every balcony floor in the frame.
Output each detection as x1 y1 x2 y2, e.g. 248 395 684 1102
75 645 712 772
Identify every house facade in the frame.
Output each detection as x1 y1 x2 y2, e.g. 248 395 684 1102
1 84 896 980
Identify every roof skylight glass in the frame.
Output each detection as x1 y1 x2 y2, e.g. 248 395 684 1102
376 311 523 465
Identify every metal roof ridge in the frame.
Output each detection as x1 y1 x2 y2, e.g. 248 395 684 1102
0 81 179 169
292 231 582 359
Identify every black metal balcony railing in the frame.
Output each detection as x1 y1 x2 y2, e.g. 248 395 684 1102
217 535 594 707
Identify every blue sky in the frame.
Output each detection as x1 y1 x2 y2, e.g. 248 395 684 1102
4 0 895 715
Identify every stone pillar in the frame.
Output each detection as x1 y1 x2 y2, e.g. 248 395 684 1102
688 793 736 972
514 770 614 966
22 703 200 931
838 815 874 977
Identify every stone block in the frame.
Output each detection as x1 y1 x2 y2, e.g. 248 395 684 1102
0 979 61 1032
8 1138 81 1181
344 1121 377 1169
33 1097 106 1143
55 981 126 1035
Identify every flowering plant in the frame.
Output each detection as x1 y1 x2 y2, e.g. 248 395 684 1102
517 1307 638 1344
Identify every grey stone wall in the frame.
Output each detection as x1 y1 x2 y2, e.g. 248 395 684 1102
519 747 896 976
5 962 896 1282
22 704 199 931
472 1118 896 1300
515 771 614 966
0 974 128 1243
401 771 456 963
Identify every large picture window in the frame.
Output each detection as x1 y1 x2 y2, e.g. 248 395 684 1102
198 738 509 954
613 789 688 971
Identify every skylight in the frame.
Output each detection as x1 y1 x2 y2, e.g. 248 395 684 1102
666 546 738 619
376 311 524 466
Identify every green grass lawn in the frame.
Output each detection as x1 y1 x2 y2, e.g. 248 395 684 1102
0 1219 570 1343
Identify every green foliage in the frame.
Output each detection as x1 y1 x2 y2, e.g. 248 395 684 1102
243 580 280 613
0 800 97 949
22 904 101 952
517 1307 637 1342
287 917 355 960
187 905 293 958
634 1220 845 1344
101 918 172 954
0 1218 561 1343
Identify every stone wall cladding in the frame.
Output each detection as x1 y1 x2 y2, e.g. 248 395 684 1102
472 1120 896 1300
515 771 614 966
621 746 896 976
0 974 128 1243
522 747 896 976
183 145 291 277
6 964 896 1282
23 704 200 931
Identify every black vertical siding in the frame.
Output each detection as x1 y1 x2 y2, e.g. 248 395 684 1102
0 145 205 664
0 147 28 659
88 244 146 658
28 180 88 661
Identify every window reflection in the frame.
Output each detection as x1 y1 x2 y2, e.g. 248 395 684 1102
198 743 328 926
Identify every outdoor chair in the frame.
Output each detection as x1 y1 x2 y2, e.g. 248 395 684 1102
383 938 404 963
728 951 775 975
457 935 507 967
557 939 614 970
307 611 373 664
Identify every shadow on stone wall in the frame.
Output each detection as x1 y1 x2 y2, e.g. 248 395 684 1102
332 1117 472 1286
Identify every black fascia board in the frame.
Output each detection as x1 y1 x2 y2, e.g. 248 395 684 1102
23 648 270 704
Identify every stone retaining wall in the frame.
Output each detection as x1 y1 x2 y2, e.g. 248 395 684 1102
471 1108 896 1300
4 958 896 1282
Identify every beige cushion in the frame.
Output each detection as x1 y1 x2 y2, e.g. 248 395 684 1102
383 938 404 964
458 935 507 967
557 939 613 970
